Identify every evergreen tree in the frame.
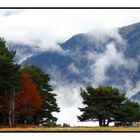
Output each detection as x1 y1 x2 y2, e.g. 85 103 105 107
114 99 140 124
21 65 60 124
78 86 126 126
0 38 21 126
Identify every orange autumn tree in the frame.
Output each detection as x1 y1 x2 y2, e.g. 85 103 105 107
15 72 42 122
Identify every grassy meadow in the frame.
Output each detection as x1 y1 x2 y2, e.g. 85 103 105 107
0 126 140 131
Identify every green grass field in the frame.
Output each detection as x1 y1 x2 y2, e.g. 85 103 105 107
0 126 140 131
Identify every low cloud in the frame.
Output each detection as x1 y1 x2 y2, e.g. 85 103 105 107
89 42 138 87
68 63 80 74
51 29 140 124
52 78 84 125
124 80 140 98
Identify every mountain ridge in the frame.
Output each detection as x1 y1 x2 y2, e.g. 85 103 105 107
14 22 140 102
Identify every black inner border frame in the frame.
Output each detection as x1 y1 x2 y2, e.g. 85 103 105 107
0 7 140 9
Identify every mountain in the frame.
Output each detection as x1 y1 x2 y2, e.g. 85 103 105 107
7 42 42 64
22 22 140 101
131 91 140 103
119 22 140 58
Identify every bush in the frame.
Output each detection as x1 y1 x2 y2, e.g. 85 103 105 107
25 116 33 124
62 123 70 127
115 121 132 127
43 121 58 127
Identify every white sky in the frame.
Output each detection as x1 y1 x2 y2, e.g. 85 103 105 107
0 9 140 51
0 0 140 7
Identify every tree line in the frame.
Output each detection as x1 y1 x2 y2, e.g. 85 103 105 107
0 38 59 127
0 37 140 127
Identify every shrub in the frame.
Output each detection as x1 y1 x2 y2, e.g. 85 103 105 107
62 123 70 127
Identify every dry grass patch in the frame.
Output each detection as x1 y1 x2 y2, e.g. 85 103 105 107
0 126 140 131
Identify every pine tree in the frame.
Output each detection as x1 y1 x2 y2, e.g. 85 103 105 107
0 38 21 127
114 99 140 125
21 65 60 124
78 86 126 126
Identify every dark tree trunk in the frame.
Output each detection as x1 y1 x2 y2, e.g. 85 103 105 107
8 87 16 127
11 87 15 127
9 92 12 127
103 119 106 126
99 119 103 126
106 119 110 126
4 117 6 125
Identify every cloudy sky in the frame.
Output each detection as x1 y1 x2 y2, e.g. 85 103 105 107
1 9 140 125
1 9 140 51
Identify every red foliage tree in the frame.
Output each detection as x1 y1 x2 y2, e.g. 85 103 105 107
15 72 42 118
